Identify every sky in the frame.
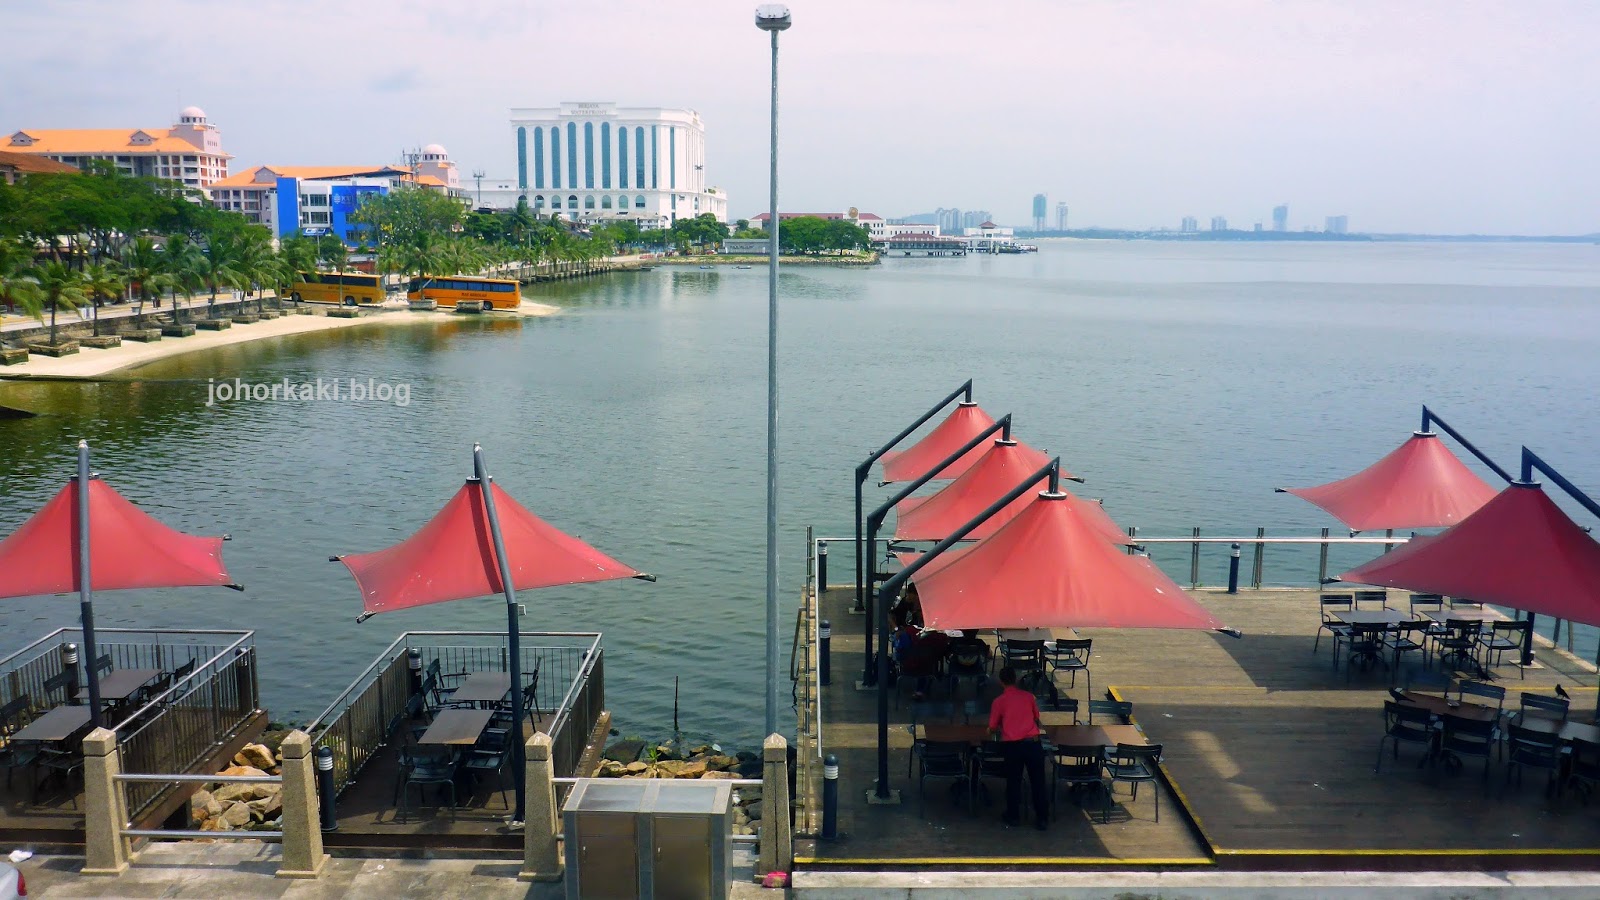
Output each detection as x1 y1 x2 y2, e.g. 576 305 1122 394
3 0 1597 234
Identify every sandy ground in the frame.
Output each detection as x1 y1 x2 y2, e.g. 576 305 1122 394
0 302 558 379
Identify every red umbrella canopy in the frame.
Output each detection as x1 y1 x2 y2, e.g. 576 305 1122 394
1340 482 1600 625
894 439 1052 541
1283 432 1498 532
340 481 644 616
0 480 233 598
880 403 997 483
910 491 1223 631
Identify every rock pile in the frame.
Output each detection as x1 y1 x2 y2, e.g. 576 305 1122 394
189 742 285 835
597 740 766 836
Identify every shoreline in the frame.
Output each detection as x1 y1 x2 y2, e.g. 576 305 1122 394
0 303 559 380
655 252 878 267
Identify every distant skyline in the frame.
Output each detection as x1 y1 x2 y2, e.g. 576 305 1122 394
3 1 1597 234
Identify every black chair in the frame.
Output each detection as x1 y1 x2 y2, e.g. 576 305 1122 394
1408 593 1445 617
1386 620 1430 679
1104 743 1162 823
1449 596 1485 610
1435 619 1480 673
1566 737 1600 804
1376 700 1436 773
1051 743 1106 814
463 729 512 810
1345 624 1388 681
135 671 174 707
92 654 114 677
1478 620 1529 679
1353 589 1390 610
1045 639 1092 700
970 741 1012 812
945 638 990 699
1087 699 1132 725
0 696 37 788
171 659 197 684
1314 593 1354 660
1040 693 1079 723
1516 693 1569 724
395 745 457 822
1438 712 1496 778
905 700 956 776
42 670 75 706
1456 680 1505 715
998 639 1045 690
1505 724 1563 796
912 740 971 816
33 747 87 807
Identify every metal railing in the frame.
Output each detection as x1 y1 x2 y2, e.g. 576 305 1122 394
546 641 605 780
303 631 604 798
0 627 246 716
114 772 283 841
1125 527 1407 589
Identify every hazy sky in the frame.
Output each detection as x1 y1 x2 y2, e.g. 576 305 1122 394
4 1 1597 233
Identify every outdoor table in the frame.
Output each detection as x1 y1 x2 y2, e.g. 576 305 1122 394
1045 723 1147 749
11 705 92 744
1333 609 1407 626
920 722 991 746
997 628 1080 642
416 708 495 747
1424 609 1501 624
95 668 162 703
1512 717 1600 744
1397 690 1498 724
446 673 512 708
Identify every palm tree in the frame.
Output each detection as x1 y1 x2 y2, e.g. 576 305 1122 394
199 238 244 319
162 235 204 325
122 237 172 328
0 239 44 323
32 261 88 346
277 235 317 306
80 262 126 336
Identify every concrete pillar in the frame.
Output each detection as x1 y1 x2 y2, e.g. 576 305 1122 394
276 730 328 879
519 732 562 882
758 733 793 878
81 727 130 876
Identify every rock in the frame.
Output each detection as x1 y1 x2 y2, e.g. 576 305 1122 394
603 739 646 763
688 744 715 757
220 765 268 779
736 760 764 779
705 755 739 772
597 760 626 778
655 743 679 761
673 761 708 779
218 801 252 829
199 817 227 832
190 789 215 819
745 801 763 821
654 760 689 779
247 795 282 821
212 784 254 804
235 744 276 771
735 750 759 763
700 771 738 780
734 811 750 826
623 761 648 775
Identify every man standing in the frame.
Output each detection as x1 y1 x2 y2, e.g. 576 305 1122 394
988 666 1047 830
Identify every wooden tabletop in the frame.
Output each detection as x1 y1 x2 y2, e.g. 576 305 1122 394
1424 609 1501 623
12 705 92 743
1396 690 1498 723
1333 609 1408 626
447 673 512 705
1512 716 1600 744
417 709 495 746
996 628 1081 642
1046 723 1147 748
96 669 162 702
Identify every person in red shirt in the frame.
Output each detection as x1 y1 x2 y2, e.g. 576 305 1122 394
988 666 1047 830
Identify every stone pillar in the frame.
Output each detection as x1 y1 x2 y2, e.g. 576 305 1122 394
519 732 561 881
276 730 328 879
81 727 130 876
758 733 793 878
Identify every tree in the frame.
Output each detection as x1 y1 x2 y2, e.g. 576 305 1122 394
122 237 172 327
824 218 873 252
780 216 829 255
199 236 245 318
161 234 204 324
31 261 88 345
80 262 125 336
0 238 43 321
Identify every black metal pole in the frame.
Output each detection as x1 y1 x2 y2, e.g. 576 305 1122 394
474 444 527 823
1512 447 1600 668
819 620 831 687
862 414 1014 685
1421 406 1514 483
76 441 104 729
316 746 338 831
873 458 1061 799
1227 542 1241 594
821 753 839 840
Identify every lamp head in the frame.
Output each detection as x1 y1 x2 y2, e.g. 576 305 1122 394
755 4 792 31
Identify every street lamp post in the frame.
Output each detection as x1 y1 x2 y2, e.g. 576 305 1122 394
756 3 791 739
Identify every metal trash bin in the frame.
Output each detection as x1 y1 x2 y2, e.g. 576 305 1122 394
563 778 733 899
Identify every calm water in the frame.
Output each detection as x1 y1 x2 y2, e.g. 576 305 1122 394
2 240 1599 747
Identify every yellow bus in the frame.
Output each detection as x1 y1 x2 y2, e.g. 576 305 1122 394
287 272 385 307
406 275 522 311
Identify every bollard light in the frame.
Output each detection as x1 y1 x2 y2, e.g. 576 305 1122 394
407 648 423 697
61 642 81 703
316 746 338 832
822 753 839 841
1227 542 1241 594
817 541 828 591
819 619 832 686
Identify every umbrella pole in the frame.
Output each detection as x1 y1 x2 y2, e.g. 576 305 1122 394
77 440 104 729
474 445 526 824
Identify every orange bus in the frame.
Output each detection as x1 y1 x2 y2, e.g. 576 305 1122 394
288 272 385 306
406 275 522 311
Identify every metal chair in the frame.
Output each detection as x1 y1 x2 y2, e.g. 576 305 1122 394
42 670 75 706
1051 743 1107 815
1086 699 1133 725
905 700 956 777
172 659 197 680
1449 596 1485 609
1505 724 1563 796
1408 593 1445 616
1314 593 1354 660
1104 743 1162 823
1435 619 1480 673
32 747 87 807
945 638 990 699
463 729 512 810
1516 693 1569 724
1386 620 1429 680
1438 712 1497 778
1376 700 1436 773
1353 589 1390 610
1478 620 1529 679
998 639 1045 690
0 696 37 788
1405 671 1452 696
1456 680 1506 715
1565 737 1600 804
1345 624 1388 681
912 740 972 816
395 745 458 822
92 654 114 677
1044 639 1092 701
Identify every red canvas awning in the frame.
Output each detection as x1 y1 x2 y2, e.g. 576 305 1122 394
1339 482 1600 625
1283 432 1499 532
340 482 643 615
880 403 997 483
910 491 1224 631
0 480 233 598
894 440 1050 541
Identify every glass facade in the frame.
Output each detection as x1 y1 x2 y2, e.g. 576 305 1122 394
635 128 645 190
516 127 527 191
650 126 658 189
551 127 562 189
669 127 676 190
566 123 577 189
601 122 611 189
583 122 594 189
532 127 544 190
619 128 628 189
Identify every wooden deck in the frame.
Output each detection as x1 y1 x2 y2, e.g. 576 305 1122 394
801 586 1600 871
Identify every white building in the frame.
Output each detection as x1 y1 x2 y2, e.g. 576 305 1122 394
963 221 1016 253
885 222 940 239
481 102 728 228
749 209 884 242
207 151 459 244
5 106 230 190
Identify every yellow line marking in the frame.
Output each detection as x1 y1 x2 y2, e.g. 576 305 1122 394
794 857 1215 866
1215 847 1600 857
1108 684 1220 857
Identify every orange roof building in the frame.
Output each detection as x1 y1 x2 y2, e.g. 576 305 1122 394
5 107 230 190
0 149 78 185
206 155 462 242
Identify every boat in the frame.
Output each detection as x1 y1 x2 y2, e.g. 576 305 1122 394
735 265 752 270
698 265 715 270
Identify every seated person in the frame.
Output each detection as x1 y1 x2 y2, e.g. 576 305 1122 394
946 629 991 677
892 614 948 699
891 584 925 630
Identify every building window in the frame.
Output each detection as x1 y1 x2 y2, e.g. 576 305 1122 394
516 126 527 191
566 123 577 189
619 130 628 189
534 195 546 209
584 195 595 209
617 195 627 210
635 195 646 208
602 195 613 209
551 126 561 189
583 122 594 189
669 127 676 190
650 126 658 189
568 195 578 211
636 127 645 189
533 127 545 190
600 122 611 189
551 196 561 209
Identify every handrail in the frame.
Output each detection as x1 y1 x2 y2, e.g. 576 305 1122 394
115 773 280 784
111 631 255 731
302 632 409 733
0 627 249 672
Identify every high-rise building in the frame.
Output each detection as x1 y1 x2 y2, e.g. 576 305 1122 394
497 101 728 226
936 207 963 234
961 210 992 230
1210 216 1228 231
1272 204 1288 232
4 106 230 190
1325 215 1348 234
1032 193 1047 230
1180 216 1199 233
1055 202 1069 231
